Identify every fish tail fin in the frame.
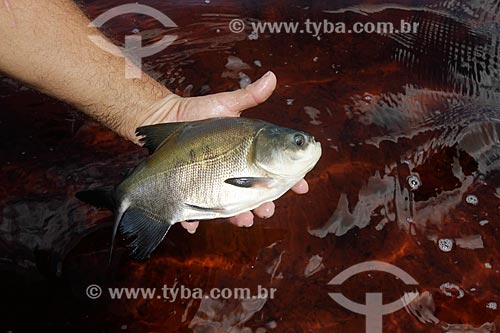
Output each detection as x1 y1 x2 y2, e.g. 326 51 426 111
76 187 115 210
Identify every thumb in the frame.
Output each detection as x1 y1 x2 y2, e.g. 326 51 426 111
213 71 277 115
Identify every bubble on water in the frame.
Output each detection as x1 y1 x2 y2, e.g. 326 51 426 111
466 194 478 205
224 56 251 73
248 31 259 40
440 282 464 299
304 254 324 277
286 99 294 106
486 302 497 310
304 106 322 125
438 238 453 252
267 321 277 329
407 175 421 190
238 72 252 89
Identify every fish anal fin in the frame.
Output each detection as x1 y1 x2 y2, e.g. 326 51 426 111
119 208 172 260
224 177 274 188
136 122 188 154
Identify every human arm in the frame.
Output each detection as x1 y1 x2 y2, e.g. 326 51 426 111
0 0 309 232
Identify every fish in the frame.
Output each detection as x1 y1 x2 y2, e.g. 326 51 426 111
76 117 322 260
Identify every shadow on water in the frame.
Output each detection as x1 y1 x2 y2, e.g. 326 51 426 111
0 0 499 332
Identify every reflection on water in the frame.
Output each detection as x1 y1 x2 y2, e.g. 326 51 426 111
0 0 499 332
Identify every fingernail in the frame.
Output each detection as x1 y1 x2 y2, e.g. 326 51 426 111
254 71 272 90
262 211 272 219
262 70 272 78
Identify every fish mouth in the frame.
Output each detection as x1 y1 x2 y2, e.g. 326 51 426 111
306 141 322 170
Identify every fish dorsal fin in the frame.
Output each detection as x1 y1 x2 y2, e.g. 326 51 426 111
118 207 172 260
136 122 188 154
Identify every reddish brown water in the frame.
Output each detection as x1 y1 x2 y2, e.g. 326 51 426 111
1 0 499 332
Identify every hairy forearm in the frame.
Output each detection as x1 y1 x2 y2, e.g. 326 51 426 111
0 0 173 140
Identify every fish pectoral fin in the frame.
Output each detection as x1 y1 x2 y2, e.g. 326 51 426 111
224 177 274 188
136 122 188 154
184 203 226 212
119 208 172 260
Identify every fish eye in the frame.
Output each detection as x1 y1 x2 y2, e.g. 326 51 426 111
293 133 306 147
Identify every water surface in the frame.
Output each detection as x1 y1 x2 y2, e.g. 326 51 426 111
0 0 499 332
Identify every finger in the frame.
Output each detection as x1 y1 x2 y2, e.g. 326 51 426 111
252 201 275 219
212 71 277 115
228 211 254 227
291 179 309 194
181 221 199 234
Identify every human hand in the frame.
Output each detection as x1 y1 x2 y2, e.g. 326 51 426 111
132 71 309 233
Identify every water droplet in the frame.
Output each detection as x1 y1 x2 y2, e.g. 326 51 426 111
438 238 453 252
407 175 421 190
466 194 479 205
486 302 497 310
